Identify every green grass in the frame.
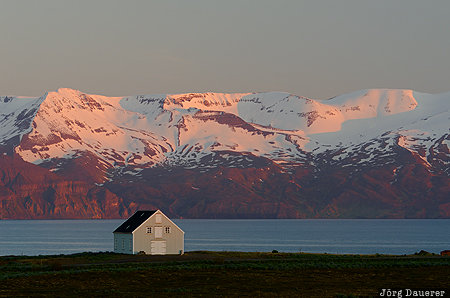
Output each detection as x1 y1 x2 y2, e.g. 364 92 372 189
0 251 449 297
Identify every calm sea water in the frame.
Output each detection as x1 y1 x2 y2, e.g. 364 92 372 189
0 219 449 256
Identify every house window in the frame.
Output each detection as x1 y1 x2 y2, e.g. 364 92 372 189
122 240 125 249
114 239 118 250
156 214 162 224
146 227 152 233
165 226 171 234
129 239 132 250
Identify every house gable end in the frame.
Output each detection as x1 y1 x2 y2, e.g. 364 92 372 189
132 210 184 235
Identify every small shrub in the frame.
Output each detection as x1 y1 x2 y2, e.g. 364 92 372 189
414 250 432 256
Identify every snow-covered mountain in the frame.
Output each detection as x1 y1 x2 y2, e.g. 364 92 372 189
1 88 449 219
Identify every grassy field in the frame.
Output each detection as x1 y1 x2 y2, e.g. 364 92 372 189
0 251 449 297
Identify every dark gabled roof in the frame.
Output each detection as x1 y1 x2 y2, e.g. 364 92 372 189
113 210 157 233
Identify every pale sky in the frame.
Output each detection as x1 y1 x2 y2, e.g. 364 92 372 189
1 0 449 99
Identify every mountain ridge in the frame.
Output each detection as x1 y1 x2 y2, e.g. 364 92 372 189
0 88 449 219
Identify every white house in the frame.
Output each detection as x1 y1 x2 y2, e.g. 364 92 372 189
113 210 184 255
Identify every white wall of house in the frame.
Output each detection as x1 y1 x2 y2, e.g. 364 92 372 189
133 211 184 255
114 233 133 254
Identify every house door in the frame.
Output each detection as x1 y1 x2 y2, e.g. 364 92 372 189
155 226 163 238
151 240 167 255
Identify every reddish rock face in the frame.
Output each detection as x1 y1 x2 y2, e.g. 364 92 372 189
1 148 448 219
0 154 128 219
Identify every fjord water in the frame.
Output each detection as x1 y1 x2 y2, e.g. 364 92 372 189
0 219 448 256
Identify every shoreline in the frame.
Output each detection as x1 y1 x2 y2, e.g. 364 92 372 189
1 249 447 258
